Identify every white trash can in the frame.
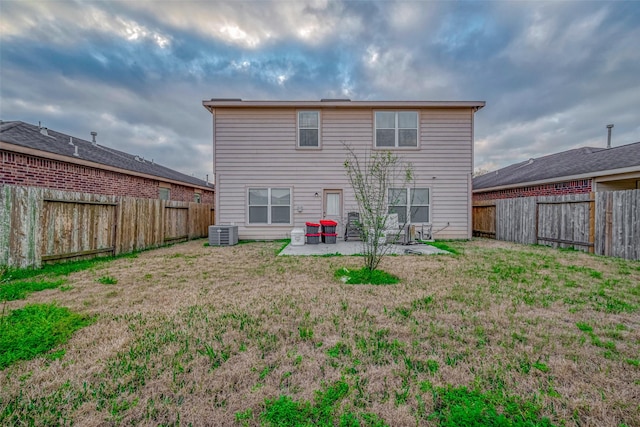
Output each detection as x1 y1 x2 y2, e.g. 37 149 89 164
291 228 305 246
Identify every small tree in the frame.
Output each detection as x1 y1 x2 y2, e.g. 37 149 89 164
343 144 413 271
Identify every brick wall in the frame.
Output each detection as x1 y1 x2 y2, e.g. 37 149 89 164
1 150 214 204
473 179 592 202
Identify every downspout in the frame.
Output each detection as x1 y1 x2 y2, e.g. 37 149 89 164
468 107 476 240
211 109 220 226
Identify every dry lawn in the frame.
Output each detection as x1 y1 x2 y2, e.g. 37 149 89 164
1 239 639 426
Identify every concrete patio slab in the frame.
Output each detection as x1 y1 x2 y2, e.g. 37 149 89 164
279 240 448 256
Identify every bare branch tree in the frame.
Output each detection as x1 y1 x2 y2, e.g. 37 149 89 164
343 144 414 271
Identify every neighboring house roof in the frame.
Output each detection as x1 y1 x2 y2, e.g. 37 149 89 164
0 121 213 190
474 141 640 192
202 98 485 111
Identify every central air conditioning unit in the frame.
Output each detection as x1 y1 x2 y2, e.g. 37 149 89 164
208 225 239 246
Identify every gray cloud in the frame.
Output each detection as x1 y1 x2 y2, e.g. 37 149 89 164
1 0 638 180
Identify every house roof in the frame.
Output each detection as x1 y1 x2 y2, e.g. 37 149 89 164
0 121 213 190
203 98 485 111
473 141 640 192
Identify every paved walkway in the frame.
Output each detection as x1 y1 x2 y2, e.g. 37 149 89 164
279 240 448 256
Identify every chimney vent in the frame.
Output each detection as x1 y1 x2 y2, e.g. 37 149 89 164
69 137 74 145
40 127 48 136
90 131 97 145
73 145 79 157
606 124 614 149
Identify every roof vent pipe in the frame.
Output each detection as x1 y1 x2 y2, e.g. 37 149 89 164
90 131 97 145
606 124 613 149
69 137 74 145
40 127 48 136
73 145 79 157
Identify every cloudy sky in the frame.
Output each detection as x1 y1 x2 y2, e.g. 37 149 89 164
1 0 639 180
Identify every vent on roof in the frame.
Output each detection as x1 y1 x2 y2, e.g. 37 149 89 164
320 98 351 102
606 124 614 149
40 127 49 136
208 225 238 246
73 145 79 157
90 131 97 146
69 137 74 145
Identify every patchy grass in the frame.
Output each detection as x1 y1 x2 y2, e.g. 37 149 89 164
335 267 400 285
0 304 94 369
0 239 638 426
0 252 138 283
96 276 118 285
0 279 66 301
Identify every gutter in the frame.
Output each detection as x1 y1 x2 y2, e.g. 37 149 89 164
202 99 486 110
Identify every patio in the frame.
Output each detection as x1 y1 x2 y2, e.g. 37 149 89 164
279 240 448 256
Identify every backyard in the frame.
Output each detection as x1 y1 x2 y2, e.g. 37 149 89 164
1 239 639 426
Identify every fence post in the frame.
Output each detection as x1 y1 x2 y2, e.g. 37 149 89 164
604 193 613 257
534 199 539 245
588 192 595 254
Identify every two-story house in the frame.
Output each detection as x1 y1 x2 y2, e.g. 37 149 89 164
203 99 484 240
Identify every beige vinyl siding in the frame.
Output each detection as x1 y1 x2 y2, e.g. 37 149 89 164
214 107 473 240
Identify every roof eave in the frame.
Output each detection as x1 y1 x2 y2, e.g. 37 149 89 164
473 165 640 193
0 140 214 192
202 99 485 110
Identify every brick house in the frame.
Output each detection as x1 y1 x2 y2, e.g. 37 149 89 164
473 142 640 201
1 121 214 203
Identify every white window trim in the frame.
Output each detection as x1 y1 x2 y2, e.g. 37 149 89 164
374 111 419 148
388 187 431 224
297 110 321 149
247 187 292 225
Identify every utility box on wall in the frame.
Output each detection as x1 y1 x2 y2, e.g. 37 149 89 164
208 225 239 246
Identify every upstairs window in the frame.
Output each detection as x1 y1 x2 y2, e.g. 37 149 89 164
298 111 320 148
248 188 291 224
388 188 430 223
375 111 418 148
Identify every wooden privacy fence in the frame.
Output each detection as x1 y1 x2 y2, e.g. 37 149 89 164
0 185 214 268
471 200 496 238
473 190 640 260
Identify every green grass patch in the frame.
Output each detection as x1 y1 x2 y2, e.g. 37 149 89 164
335 267 399 285
425 383 556 426
0 279 66 301
258 380 387 427
97 276 118 285
426 241 459 255
0 303 94 369
0 252 138 283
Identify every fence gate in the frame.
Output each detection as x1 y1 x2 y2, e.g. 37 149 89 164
472 202 496 238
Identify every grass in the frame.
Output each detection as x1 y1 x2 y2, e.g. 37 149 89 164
0 252 137 283
0 303 94 369
96 275 118 285
425 240 461 255
0 279 66 301
0 253 138 302
0 238 638 426
335 267 400 284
